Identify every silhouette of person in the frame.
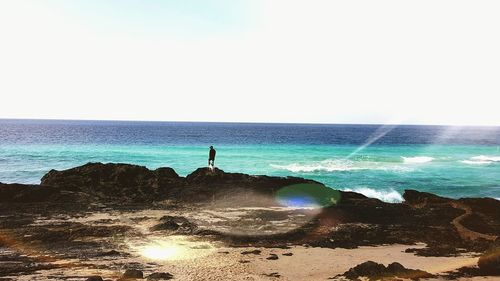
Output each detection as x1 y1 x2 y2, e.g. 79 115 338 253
208 146 216 170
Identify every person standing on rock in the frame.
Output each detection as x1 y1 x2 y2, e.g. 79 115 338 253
208 146 216 171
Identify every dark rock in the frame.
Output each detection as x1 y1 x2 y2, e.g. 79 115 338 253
0 182 62 203
0 253 58 276
266 254 279 260
31 162 329 205
41 163 183 203
241 250 261 255
86 277 104 281
182 167 330 205
443 266 488 279
478 246 500 275
27 223 133 243
339 261 434 280
263 272 280 277
147 272 174 280
343 261 386 280
282 252 293 256
403 190 451 206
386 262 406 273
2 162 500 261
122 269 143 279
150 216 197 234
96 250 121 257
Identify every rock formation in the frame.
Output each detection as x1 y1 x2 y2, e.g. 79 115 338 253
336 261 434 280
1 162 499 279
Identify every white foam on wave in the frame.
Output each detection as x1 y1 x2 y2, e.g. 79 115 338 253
343 187 404 203
460 155 500 165
402 156 434 164
270 160 360 173
270 159 410 173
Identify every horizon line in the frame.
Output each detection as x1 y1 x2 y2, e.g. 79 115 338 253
1 117 499 128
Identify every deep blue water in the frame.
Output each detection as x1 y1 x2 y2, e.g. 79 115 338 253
1 119 500 202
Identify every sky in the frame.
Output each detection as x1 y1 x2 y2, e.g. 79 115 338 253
0 0 499 126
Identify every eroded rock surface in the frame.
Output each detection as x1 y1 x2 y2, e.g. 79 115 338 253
0 162 499 280
335 261 434 280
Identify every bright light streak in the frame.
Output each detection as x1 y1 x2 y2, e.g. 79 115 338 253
346 124 399 159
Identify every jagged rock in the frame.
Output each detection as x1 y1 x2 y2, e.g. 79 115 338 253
404 190 451 206
263 272 280 277
121 269 143 279
33 162 328 205
266 253 279 260
150 216 197 234
183 167 329 205
0 182 61 203
343 261 386 279
338 261 434 280
147 272 174 280
41 162 183 202
26 223 133 243
95 250 121 257
478 245 500 275
1 163 500 261
241 249 261 255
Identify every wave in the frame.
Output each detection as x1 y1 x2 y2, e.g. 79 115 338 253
460 155 500 165
270 160 360 173
402 156 434 164
343 187 404 203
270 159 410 173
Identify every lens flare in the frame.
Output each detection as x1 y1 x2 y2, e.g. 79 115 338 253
276 183 341 208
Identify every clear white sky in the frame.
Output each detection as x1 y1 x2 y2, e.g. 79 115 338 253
1 0 499 125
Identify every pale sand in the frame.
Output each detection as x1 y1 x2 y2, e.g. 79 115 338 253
7 237 494 281
117 243 484 281
7 209 497 281
242 245 478 280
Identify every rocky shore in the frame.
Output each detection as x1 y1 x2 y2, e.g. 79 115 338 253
0 163 499 280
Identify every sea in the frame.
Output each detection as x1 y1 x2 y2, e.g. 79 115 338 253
1 119 499 202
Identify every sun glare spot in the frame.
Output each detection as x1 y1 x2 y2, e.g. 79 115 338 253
129 236 214 261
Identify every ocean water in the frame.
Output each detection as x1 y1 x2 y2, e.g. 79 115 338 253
1 119 500 202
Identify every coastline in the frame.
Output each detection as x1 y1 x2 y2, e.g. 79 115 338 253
2 120 500 201
0 162 499 280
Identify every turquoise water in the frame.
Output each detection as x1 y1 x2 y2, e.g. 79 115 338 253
1 143 499 202
1 120 500 202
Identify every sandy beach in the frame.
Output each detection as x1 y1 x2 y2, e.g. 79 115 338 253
0 207 488 281
1 163 499 280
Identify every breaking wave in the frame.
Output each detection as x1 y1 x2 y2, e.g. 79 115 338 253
343 187 404 203
270 159 410 173
402 156 434 164
460 155 500 165
270 160 360 172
